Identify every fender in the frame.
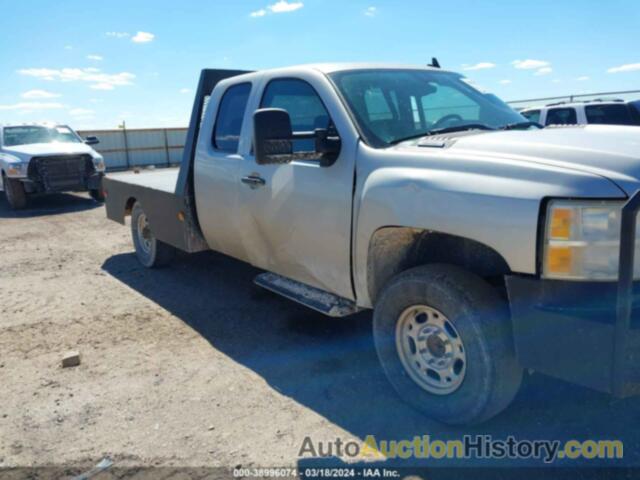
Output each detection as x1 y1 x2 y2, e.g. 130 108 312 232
351 145 626 308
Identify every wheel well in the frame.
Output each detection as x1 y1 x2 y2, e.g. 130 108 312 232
367 227 512 303
124 197 137 216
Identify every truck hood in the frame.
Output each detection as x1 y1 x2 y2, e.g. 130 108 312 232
406 125 640 195
2 142 98 160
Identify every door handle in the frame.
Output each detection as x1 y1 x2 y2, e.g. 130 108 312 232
241 175 266 189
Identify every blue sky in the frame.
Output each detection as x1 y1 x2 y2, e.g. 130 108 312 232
1 0 639 129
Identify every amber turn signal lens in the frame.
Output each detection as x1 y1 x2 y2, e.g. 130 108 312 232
546 246 573 275
550 208 573 240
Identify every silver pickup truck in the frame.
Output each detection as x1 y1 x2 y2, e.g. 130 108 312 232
104 64 640 425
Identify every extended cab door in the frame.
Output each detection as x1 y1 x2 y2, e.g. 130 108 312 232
235 71 358 300
194 81 255 260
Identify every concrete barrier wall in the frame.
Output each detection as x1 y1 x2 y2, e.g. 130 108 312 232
77 127 187 171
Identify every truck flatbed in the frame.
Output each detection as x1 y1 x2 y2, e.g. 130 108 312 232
107 168 179 194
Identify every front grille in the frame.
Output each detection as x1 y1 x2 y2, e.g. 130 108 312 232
28 155 95 192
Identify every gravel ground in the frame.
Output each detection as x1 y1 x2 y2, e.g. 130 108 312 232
1 191 639 478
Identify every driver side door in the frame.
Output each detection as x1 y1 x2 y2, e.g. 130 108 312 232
236 76 356 300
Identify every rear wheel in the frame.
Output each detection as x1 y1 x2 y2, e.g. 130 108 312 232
131 202 176 268
373 264 522 425
2 174 27 209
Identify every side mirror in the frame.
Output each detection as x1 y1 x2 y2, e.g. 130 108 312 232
253 108 294 165
84 136 100 145
253 108 342 166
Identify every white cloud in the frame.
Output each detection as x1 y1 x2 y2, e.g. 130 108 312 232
534 67 553 76
607 63 640 74
576 76 590 81
179 88 191 94
251 0 303 17
463 62 496 71
512 59 551 70
499 79 512 85
106 31 130 38
0 102 64 112
552 79 561 83
269 0 303 13
131 31 155 43
64 45 73 50
18 67 135 90
21 89 61 99
364 6 377 16
69 108 94 116
87 54 103 61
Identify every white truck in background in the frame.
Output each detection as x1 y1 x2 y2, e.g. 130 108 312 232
0 123 106 209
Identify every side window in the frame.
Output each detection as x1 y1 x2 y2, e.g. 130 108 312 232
585 104 633 126
545 108 577 125
213 83 251 153
261 79 331 152
521 110 541 123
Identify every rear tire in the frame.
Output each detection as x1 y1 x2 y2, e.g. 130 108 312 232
2 174 27 209
131 201 176 268
373 264 522 425
89 188 105 202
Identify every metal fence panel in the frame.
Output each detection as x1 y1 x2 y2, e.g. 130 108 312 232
77 128 188 171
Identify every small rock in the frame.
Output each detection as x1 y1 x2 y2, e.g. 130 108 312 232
208 425 215 431
62 351 81 368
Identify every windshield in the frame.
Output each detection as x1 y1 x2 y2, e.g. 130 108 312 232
2 125 82 147
329 69 526 147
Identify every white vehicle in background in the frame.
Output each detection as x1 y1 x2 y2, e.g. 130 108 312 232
0 123 106 209
520 99 640 126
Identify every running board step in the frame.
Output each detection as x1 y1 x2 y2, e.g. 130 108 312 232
254 272 360 317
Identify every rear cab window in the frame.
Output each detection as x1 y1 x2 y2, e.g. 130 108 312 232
545 108 577 125
585 104 635 125
212 82 252 153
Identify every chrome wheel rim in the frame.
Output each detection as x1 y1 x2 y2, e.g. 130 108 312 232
395 305 466 395
136 213 153 254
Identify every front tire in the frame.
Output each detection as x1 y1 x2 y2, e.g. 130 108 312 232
89 188 105 202
131 202 176 268
2 174 27 209
373 264 522 425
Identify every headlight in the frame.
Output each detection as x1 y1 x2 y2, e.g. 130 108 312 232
6 161 26 176
543 200 640 280
93 156 105 171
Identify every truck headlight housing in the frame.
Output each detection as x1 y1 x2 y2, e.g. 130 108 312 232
6 161 26 176
543 199 640 280
93 156 105 172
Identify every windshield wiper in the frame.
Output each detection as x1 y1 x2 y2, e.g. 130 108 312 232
499 121 542 130
389 123 494 145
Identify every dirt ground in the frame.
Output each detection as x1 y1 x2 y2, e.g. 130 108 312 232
1 192 640 477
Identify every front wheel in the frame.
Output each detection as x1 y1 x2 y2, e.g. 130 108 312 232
89 188 105 202
373 264 522 425
2 174 27 209
131 202 176 268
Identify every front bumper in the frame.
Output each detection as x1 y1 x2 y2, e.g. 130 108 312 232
506 190 640 397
